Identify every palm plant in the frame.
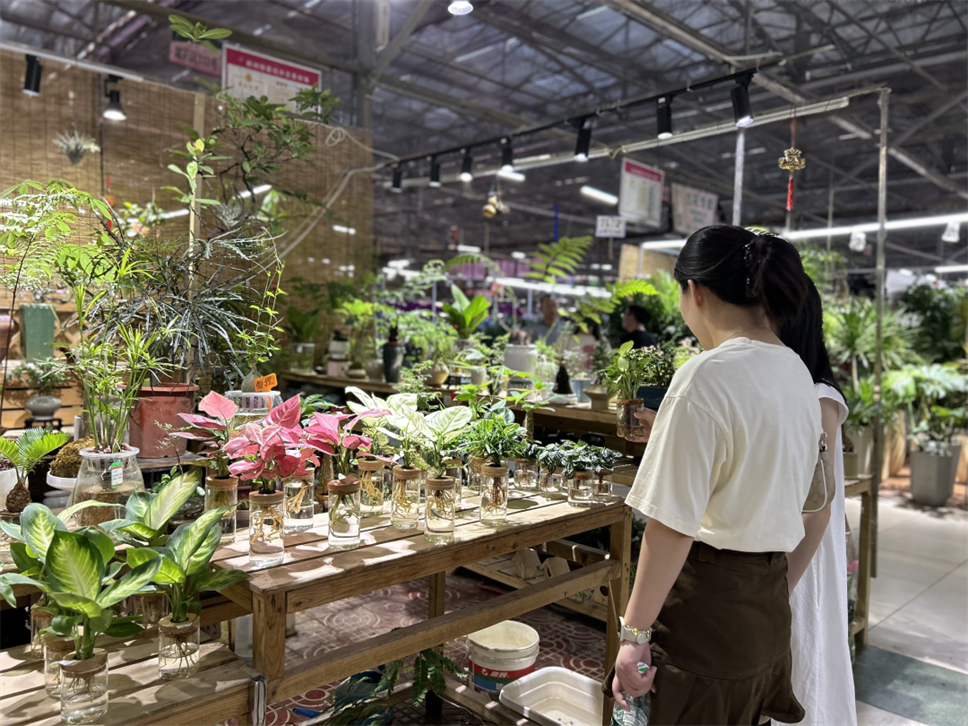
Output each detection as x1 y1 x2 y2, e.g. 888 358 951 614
0 429 71 513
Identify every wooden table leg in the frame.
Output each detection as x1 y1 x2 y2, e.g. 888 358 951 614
604 507 632 726
252 591 287 681
856 488 873 647
426 572 447 723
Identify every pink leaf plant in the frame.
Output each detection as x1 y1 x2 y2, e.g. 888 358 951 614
303 409 392 479
173 391 239 478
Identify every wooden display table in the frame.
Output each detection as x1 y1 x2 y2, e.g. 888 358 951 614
0 634 263 726
277 371 399 395
210 492 631 725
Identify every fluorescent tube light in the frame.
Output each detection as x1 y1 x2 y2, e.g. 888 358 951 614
333 224 356 235
936 264 968 274
498 169 525 182
580 186 618 205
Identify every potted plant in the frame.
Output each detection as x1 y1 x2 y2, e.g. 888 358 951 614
887 364 966 506
559 441 599 507
536 442 570 495
0 503 161 722
0 428 71 515
383 323 405 384
505 377 553 439
511 439 542 493
169 392 242 543
412 407 473 544
9 358 71 420
843 378 879 478
285 304 323 374
585 339 617 411
599 342 654 440
127 502 250 679
591 445 622 503
442 285 490 348
464 414 525 526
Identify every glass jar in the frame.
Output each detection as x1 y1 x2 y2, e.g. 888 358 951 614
616 398 645 440
425 478 456 545
538 468 557 495
224 391 284 433
60 650 109 724
511 458 537 492
291 342 316 374
569 471 595 507
249 491 285 568
284 473 316 533
467 456 484 493
391 467 424 529
0 511 18 566
358 459 386 517
30 603 54 658
205 475 239 544
595 469 614 503
69 448 145 527
158 613 200 680
444 459 464 510
44 633 75 697
130 592 168 636
551 467 571 495
328 479 362 550
480 465 509 526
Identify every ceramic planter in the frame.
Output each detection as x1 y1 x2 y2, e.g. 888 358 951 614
616 399 645 440
844 426 875 477
910 444 962 507
129 384 199 458
347 366 368 380
24 393 61 419
365 359 385 382
584 384 616 412
427 361 450 386
383 343 405 383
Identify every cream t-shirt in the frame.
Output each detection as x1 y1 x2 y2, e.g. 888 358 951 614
626 337 822 553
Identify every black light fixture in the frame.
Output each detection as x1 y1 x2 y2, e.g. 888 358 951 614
574 121 591 162
22 55 42 97
429 158 441 188
391 166 403 193
731 77 754 127
657 96 673 140
500 138 514 172
102 76 126 121
460 150 474 182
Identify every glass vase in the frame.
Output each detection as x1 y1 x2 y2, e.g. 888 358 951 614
425 478 456 545
444 458 464 510
467 456 484 493
284 474 316 533
328 479 362 550
391 467 424 529
205 475 238 544
30 603 54 658
569 471 595 507
616 399 645 440
69 448 145 527
594 469 614 503
480 465 509 526
59 650 109 724
44 633 75 697
249 491 285 568
0 511 18 567
291 341 316 374
538 468 557 495
358 459 386 517
130 592 168 636
158 614 200 680
512 458 537 492
551 467 571 495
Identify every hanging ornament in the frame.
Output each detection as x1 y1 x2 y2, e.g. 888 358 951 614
53 130 101 165
779 111 805 213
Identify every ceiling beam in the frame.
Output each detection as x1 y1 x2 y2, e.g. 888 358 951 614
371 0 435 78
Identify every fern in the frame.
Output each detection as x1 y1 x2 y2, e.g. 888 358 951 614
524 236 592 284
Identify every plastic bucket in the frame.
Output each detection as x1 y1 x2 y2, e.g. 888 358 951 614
468 620 540 695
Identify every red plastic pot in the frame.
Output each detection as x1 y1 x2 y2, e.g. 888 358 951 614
129 384 199 459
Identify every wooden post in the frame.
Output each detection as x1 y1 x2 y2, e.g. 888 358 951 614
604 506 632 725
426 572 447 722
252 591 287 681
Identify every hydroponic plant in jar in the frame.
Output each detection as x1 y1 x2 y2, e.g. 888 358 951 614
172 391 242 543
559 441 597 508
591 446 622 503
511 439 541 493
465 411 525 526
536 442 569 496
598 341 654 441
413 407 473 543
345 387 402 517
0 503 161 723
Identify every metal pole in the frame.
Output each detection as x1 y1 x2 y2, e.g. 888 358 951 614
732 129 745 226
872 88 891 579
826 166 834 288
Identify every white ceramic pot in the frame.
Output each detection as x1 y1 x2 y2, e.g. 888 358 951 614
504 344 537 375
46 472 77 492
0 468 18 504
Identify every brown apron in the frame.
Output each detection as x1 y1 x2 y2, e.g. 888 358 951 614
648 541 805 725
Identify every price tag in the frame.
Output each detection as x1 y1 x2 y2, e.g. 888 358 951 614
253 373 277 392
110 461 123 488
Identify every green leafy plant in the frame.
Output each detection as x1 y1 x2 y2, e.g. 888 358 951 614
442 285 490 339
100 470 203 548
236 266 286 381
0 429 71 513
524 236 592 284
599 341 664 400
464 413 525 468
412 407 473 479
396 362 437 411
286 305 323 343
9 358 71 396
503 377 552 439
843 378 881 430
898 284 967 364
885 363 967 450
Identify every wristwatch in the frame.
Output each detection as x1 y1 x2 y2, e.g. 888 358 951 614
619 617 652 645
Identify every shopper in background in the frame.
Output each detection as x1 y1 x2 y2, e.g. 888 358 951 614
575 318 607 372
613 226 821 725
620 304 658 349
526 294 568 345
777 279 858 726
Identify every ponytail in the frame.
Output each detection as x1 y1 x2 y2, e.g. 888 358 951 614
673 225 809 324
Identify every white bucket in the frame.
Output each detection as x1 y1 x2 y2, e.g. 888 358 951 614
468 620 540 695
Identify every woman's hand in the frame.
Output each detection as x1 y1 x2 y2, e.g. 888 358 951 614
611 641 657 711
624 409 658 443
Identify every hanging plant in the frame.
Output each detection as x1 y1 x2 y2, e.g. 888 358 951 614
52 130 101 166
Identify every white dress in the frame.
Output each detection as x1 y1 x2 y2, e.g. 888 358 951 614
778 383 858 726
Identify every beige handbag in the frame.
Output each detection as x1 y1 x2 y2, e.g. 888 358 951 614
803 432 836 513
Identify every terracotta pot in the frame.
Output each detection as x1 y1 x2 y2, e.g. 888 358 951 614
129 384 199 459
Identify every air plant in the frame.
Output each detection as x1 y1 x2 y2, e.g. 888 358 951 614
53 130 101 166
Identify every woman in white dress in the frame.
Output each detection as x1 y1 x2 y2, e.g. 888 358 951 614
778 279 858 726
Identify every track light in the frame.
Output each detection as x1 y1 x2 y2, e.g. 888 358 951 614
460 151 474 182
429 158 441 187
501 138 514 172
22 55 41 97
731 78 754 128
102 76 126 121
391 166 403 193
448 0 474 15
574 123 591 162
657 97 673 140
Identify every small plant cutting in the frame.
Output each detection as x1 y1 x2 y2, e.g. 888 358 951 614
0 428 71 513
598 341 663 440
504 376 553 439
464 412 525 525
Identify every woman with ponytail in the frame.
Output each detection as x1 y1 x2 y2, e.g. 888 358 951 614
613 226 822 725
